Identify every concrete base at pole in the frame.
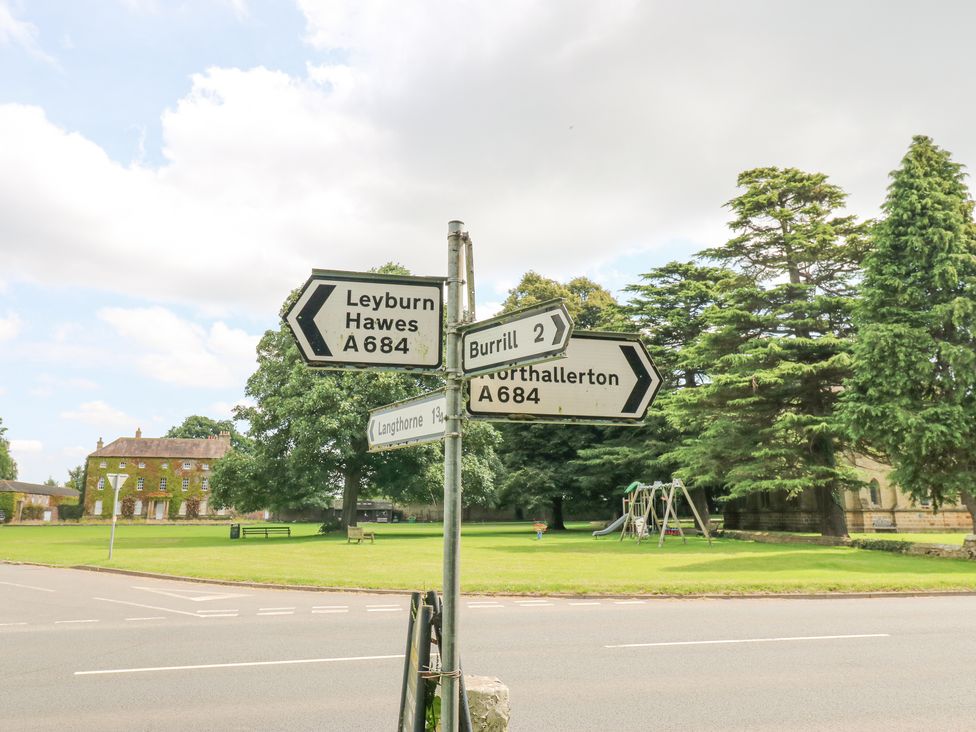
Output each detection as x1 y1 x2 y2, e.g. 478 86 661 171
437 676 510 732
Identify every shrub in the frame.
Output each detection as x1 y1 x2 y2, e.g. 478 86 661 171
121 497 135 519
849 538 912 554
21 505 46 520
0 493 14 523
185 497 200 519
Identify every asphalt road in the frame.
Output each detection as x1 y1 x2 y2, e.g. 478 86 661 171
1 563 975 731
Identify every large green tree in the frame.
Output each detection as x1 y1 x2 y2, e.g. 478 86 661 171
0 417 17 480
213 265 502 526
166 415 251 453
575 261 737 526
496 272 622 528
841 136 976 530
669 168 868 536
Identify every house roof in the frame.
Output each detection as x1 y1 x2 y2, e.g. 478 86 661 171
90 437 232 460
0 480 80 499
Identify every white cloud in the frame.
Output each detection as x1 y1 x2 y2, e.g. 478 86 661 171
62 445 90 459
61 400 134 427
98 306 259 388
9 439 42 453
1 1 976 319
0 1 56 65
210 397 254 419
0 311 21 341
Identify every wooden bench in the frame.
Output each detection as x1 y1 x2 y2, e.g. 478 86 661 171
241 526 291 538
347 526 376 544
871 517 897 533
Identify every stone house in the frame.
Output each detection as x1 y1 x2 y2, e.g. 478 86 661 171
0 480 80 523
724 453 972 533
84 429 232 520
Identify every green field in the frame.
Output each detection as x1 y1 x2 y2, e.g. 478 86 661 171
1 522 974 595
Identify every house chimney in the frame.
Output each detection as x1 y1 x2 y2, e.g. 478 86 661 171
218 431 231 444
97 437 104 450
135 427 142 439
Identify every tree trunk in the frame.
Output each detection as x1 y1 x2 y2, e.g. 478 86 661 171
816 484 848 537
341 466 360 528
689 487 711 531
961 490 976 533
549 496 566 531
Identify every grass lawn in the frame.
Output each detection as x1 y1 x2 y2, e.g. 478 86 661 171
1 522 974 595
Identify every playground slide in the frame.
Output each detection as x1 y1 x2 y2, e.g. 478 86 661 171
592 515 626 537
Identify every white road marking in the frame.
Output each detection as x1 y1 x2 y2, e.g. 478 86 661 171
568 601 601 606
56 619 99 624
312 605 348 610
126 617 166 621
613 600 646 605
365 604 400 608
515 601 552 606
0 580 55 593
131 586 247 602
196 609 239 614
258 607 295 612
366 607 401 613
75 654 405 676
312 609 348 614
467 603 504 608
0 622 28 626
94 597 203 618
605 633 891 649
257 611 294 616
199 614 239 618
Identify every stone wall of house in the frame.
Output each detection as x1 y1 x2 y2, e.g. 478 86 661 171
85 455 216 519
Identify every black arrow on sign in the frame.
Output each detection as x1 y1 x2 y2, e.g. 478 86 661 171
620 344 652 413
369 419 375 443
550 313 566 345
296 283 335 357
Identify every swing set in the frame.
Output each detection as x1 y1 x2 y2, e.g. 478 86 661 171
616 478 712 547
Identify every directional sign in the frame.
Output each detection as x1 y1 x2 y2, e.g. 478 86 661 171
285 270 444 371
465 331 662 424
368 390 447 452
460 299 572 377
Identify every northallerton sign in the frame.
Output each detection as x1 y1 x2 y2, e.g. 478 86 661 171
466 331 662 424
285 269 445 371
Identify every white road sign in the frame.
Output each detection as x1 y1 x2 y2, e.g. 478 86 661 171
461 300 572 377
286 270 444 371
368 391 447 452
466 332 662 424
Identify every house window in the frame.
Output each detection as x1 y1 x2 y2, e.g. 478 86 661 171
199 499 208 515
202 463 209 471
99 461 107 468
183 461 192 470
161 462 168 469
138 461 146 469
160 477 168 491
136 477 144 491
182 478 189 492
134 500 143 515
178 501 187 516
868 479 881 507
202 478 209 492
97 478 105 490
93 500 103 515
119 461 126 469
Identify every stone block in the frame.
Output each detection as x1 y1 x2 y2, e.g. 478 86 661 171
465 675 510 732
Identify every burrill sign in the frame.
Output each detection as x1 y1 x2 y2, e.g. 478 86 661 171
285 270 444 371
460 300 572 377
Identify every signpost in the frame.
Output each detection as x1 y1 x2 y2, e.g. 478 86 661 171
285 222 662 731
285 270 445 371
460 299 572 377
466 332 662 424
106 472 128 559
368 391 447 452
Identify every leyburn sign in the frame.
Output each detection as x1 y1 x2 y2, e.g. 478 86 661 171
285 270 444 371
466 332 662 424
460 300 572 377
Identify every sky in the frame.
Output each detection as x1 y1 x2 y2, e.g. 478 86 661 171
1 0 975 483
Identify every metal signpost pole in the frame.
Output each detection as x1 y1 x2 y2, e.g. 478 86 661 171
441 219 464 732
